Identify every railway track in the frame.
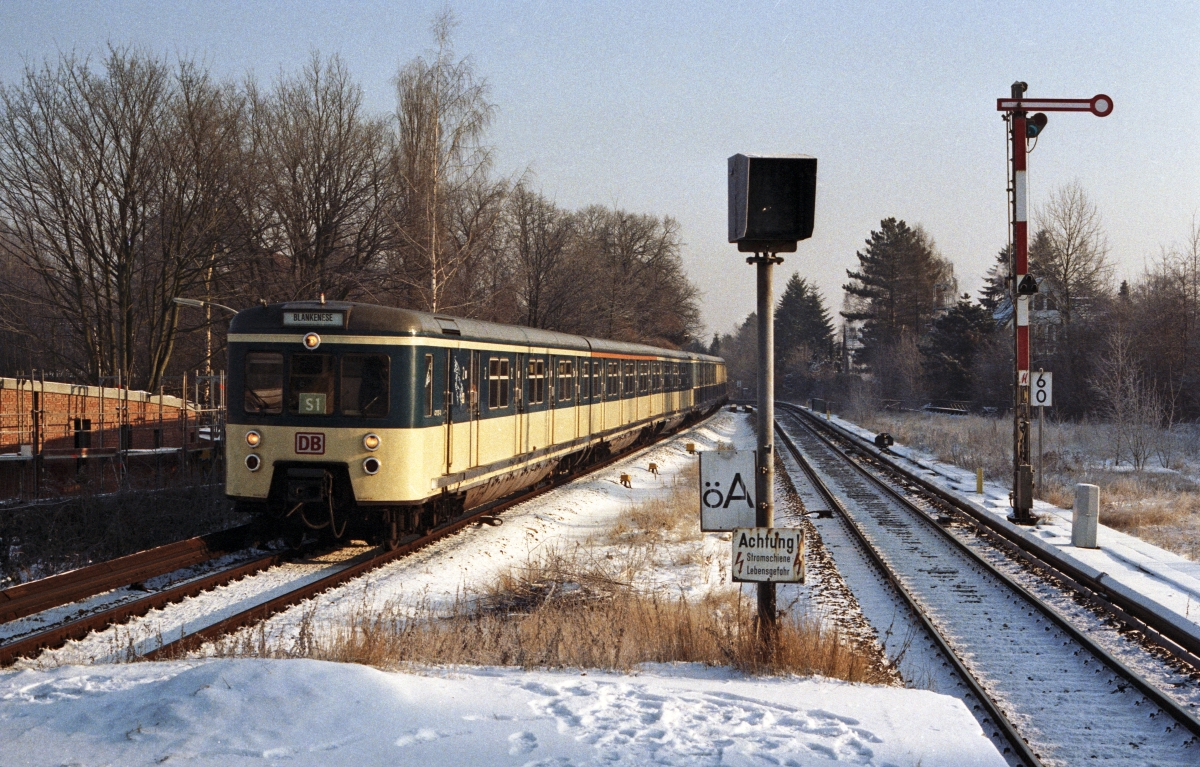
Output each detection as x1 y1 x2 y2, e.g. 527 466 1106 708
147 420 714 659
0 523 257 623
3 414 716 667
776 402 1200 766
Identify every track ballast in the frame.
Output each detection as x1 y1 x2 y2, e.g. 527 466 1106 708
777 403 1200 766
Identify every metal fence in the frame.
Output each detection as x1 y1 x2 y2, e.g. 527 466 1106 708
0 372 226 503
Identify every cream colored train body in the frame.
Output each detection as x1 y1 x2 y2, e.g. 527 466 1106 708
226 301 726 542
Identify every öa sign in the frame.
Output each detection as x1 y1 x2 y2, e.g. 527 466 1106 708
699 449 756 531
732 528 805 583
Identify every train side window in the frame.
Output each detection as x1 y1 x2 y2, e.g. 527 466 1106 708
489 357 511 409
424 354 435 417
244 352 283 414
591 360 602 398
341 354 390 417
289 353 336 415
624 361 635 396
527 358 545 405
556 359 574 402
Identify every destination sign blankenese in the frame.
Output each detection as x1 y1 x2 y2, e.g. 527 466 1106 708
283 311 344 328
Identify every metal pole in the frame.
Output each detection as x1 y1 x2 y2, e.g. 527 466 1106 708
752 252 780 642
1038 404 1044 498
1010 80 1035 524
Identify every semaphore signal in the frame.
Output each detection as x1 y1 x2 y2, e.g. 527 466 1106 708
997 82 1111 524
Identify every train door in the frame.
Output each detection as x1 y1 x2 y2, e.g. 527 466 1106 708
547 355 556 446
516 352 526 456
575 357 584 441
470 351 480 467
443 349 453 475
449 349 480 471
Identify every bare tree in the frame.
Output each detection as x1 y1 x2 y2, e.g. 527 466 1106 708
390 10 501 313
141 63 247 387
1033 181 1113 328
506 183 574 328
0 49 246 389
1092 329 1162 470
569 206 699 347
248 53 391 302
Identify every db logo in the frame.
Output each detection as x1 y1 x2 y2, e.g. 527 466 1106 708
295 432 325 455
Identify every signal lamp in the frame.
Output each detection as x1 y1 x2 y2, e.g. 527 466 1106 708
1026 113 1048 138
363 433 380 451
245 454 262 472
363 457 381 475
303 332 321 349
245 430 262 448
1016 275 1039 296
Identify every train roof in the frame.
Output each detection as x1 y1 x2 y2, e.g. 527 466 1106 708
229 301 724 363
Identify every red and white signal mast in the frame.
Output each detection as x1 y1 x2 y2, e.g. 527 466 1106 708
997 83 1112 524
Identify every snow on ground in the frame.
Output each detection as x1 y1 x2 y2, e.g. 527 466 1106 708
822 410 1200 633
208 412 765 650
0 658 1006 766
0 412 1009 765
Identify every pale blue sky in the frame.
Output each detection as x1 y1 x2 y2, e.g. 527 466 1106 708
1 1 1196 335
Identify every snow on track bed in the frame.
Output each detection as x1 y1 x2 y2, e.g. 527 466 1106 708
204 413 762 650
0 548 269 647
776 444 942 688
11 545 376 667
0 411 1015 766
779 409 1200 766
873 462 1200 720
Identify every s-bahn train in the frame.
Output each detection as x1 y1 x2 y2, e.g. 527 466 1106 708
226 301 727 545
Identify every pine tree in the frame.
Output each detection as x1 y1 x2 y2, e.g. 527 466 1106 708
775 274 834 366
979 245 1010 311
842 218 955 368
920 297 995 401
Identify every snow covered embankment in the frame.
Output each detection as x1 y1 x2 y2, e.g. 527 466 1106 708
0 413 1007 766
0 658 1006 766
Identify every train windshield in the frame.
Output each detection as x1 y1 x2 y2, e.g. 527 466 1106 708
289 353 336 415
244 352 283 414
341 354 390 417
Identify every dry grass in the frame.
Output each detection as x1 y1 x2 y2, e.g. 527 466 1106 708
605 460 699 548
215 548 888 683
210 455 888 683
854 411 1200 560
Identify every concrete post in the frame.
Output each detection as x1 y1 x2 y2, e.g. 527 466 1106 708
1072 483 1099 548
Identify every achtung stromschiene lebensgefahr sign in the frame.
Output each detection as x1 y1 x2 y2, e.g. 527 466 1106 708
699 449 756 531
731 528 805 583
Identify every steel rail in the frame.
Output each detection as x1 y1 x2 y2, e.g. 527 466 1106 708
792 403 1200 668
0 523 257 623
774 418 1041 767
0 550 282 666
779 403 1200 744
144 411 722 660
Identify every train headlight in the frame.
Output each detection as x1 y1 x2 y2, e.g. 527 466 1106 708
363 457 381 475
245 430 262 448
363 433 380 451
303 332 321 349
245 454 262 472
